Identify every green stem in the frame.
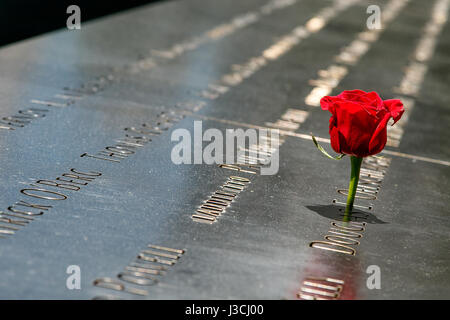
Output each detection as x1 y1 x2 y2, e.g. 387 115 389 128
343 156 363 223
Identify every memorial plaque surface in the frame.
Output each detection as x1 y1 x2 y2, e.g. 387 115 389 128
0 0 449 299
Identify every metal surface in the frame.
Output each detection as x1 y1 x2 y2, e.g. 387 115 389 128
0 0 449 299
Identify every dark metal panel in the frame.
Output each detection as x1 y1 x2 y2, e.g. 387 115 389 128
0 0 448 299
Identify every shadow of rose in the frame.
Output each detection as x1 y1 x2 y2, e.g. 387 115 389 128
306 204 387 224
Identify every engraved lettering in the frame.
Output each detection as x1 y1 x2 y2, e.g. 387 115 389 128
20 188 67 201
81 153 121 163
36 179 81 191
310 241 356 255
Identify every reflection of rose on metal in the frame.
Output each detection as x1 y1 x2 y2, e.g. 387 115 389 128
296 250 361 300
313 90 404 221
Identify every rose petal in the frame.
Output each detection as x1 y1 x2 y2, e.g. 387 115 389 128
320 96 336 111
368 113 390 154
334 102 378 157
383 99 404 124
337 89 367 100
365 91 384 108
329 116 341 154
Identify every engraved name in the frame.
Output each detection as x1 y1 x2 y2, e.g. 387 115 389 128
93 244 185 299
192 176 250 224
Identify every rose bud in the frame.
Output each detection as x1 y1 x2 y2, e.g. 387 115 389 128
320 89 404 158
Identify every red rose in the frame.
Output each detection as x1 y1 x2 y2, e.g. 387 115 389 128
320 89 404 157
